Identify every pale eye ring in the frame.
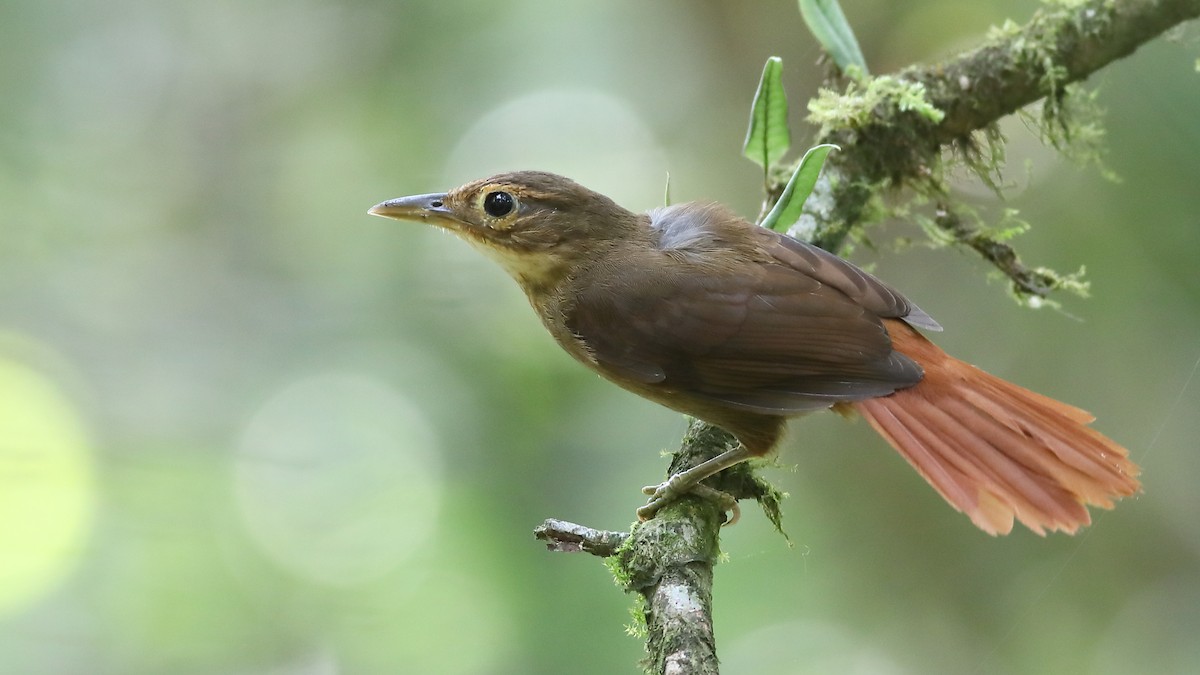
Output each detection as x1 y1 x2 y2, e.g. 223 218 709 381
483 191 515 217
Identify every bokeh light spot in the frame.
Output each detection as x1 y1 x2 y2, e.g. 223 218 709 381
235 372 443 586
0 356 94 617
331 568 514 675
442 88 669 209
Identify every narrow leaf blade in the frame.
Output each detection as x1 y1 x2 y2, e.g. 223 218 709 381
760 144 838 233
798 0 868 75
742 57 791 170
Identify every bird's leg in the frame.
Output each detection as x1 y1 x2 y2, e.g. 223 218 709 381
638 444 754 525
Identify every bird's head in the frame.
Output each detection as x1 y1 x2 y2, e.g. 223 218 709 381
369 171 643 291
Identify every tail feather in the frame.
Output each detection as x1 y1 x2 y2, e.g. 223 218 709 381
849 320 1141 536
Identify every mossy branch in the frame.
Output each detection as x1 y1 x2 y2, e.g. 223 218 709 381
927 203 1090 302
799 0 1200 295
913 0 1200 142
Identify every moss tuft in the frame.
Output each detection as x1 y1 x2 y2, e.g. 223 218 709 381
807 75 945 136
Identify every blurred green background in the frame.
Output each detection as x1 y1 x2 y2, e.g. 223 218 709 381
1 0 1198 673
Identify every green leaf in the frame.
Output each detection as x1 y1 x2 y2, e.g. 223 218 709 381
798 0 868 75
760 144 838 233
742 57 791 174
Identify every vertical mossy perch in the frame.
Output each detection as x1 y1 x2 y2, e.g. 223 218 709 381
536 418 782 674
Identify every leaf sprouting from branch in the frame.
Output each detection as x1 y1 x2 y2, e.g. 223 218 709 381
760 144 838 233
799 0 869 74
743 56 791 181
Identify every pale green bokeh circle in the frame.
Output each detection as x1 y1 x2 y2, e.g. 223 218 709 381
441 87 670 209
235 372 444 586
0 357 95 616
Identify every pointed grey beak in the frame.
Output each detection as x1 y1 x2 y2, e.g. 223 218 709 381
367 192 452 222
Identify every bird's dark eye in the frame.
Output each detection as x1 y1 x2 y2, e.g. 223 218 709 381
483 191 515 217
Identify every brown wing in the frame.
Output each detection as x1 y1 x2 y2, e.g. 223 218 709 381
566 252 924 415
764 229 941 332
648 202 941 332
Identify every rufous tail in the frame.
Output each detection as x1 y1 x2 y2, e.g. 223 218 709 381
844 319 1141 536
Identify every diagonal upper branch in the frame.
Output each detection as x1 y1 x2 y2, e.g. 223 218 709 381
914 0 1200 142
805 0 1200 293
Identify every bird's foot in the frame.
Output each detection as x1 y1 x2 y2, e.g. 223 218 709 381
637 479 740 526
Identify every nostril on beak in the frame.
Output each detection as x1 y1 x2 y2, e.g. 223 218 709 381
430 199 443 208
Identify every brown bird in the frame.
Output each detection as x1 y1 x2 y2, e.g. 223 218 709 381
369 171 1140 535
